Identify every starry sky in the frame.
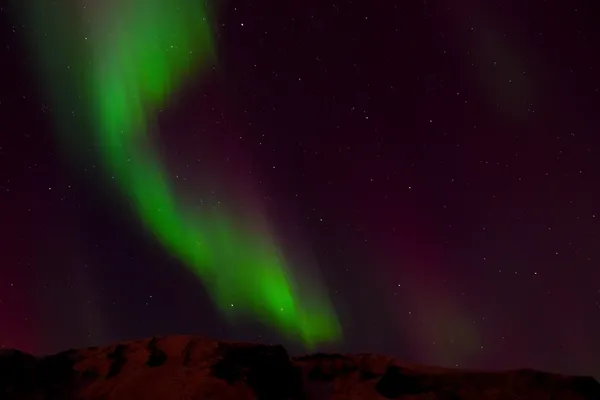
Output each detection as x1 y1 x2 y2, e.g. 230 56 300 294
1 0 600 380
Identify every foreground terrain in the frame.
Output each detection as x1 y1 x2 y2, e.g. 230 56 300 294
0 334 598 399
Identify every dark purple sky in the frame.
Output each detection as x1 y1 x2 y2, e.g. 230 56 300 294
1 0 599 379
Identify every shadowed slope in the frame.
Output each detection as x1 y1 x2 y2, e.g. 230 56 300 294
0 335 598 399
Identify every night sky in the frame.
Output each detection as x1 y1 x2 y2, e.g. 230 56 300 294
1 0 600 380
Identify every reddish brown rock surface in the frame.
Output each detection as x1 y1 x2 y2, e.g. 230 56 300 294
0 335 598 399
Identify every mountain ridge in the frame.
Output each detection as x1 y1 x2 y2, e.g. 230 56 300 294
0 334 598 399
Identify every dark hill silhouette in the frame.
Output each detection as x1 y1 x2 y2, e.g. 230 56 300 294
0 335 598 399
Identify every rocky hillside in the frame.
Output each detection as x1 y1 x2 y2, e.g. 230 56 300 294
0 335 598 399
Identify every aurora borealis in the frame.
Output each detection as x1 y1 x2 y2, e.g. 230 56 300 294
16 0 340 347
2 0 600 381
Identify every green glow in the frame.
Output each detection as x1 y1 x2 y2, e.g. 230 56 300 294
18 0 340 347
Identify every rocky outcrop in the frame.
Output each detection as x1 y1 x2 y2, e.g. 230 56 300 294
0 335 598 399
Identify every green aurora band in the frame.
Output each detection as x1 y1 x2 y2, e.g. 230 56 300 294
18 0 340 347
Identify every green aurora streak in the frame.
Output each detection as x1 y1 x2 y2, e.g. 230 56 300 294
18 0 340 347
